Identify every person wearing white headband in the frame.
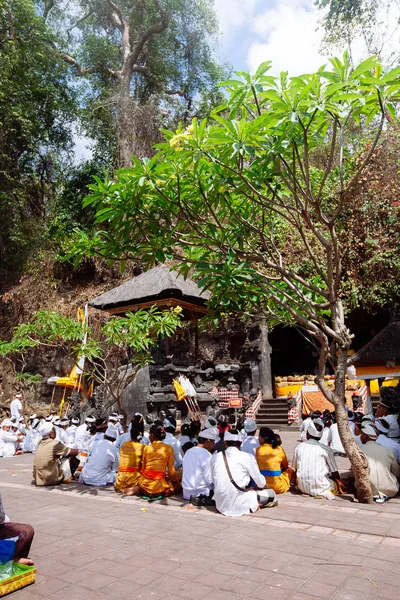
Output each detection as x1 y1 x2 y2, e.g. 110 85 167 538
292 419 342 500
33 422 79 486
79 424 119 487
359 421 400 503
182 427 218 503
210 429 276 516
0 419 24 457
375 416 400 463
23 418 42 454
74 416 95 451
241 418 259 457
163 416 183 469
66 417 80 448
10 393 24 421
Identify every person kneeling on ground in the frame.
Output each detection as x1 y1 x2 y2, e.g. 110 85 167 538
256 427 294 494
292 419 343 500
0 493 34 566
182 427 218 505
137 424 181 498
115 422 145 495
211 429 277 517
33 422 79 486
79 425 119 486
359 422 400 504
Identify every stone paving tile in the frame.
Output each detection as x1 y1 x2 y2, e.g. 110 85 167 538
253 585 293 600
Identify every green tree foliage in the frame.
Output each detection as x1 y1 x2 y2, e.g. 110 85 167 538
70 54 400 501
0 0 76 278
42 0 228 166
0 306 183 413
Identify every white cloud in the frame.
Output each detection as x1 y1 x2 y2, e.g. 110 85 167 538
246 0 326 76
214 0 260 41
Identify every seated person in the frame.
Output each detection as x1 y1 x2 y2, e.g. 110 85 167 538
241 418 259 456
211 429 277 517
0 419 23 457
182 427 218 502
33 422 78 486
359 422 400 503
115 422 145 495
376 415 400 462
292 419 342 499
300 411 322 441
0 493 34 566
79 425 119 486
163 417 183 468
256 427 294 494
138 424 181 498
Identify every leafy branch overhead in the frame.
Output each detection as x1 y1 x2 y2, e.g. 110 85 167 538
0 307 183 368
69 53 400 347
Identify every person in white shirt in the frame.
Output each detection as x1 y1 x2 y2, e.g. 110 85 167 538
327 416 346 456
116 415 125 436
292 419 341 500
163 417 183 468
300 411 322 441
10 394 23 421
66 417 80 447
0 419 23 457
107 415 120 441
178 423 196 450
23 418 42 453
88 420 107 454
74 417 94 450
375 416 400 462
211 430 276 517
241 418 259 456
359 422 400 502
182 427 218 501
79 425 119 486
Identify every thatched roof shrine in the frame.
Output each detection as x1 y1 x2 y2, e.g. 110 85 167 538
89 266 211 315
353 320 400 365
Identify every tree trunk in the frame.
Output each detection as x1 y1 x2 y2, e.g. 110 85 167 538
332 347 373 503
116 77 134 168
259 321 273 398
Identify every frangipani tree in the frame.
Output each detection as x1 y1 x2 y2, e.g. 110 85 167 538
70 53 400 502
0 307 182 419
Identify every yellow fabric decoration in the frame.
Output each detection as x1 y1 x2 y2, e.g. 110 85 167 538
173 379 186 401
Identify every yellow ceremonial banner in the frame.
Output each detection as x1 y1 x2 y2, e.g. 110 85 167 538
173 379 186 401
301 391 354 415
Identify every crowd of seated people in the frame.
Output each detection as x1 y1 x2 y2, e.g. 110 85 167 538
6 384 400 514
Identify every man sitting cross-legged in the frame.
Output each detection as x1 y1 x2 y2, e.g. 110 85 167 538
211 429 277 516
79 425 119 486
359 421 400 504
292 418 342 500
33 422 79 486
182 427 218 505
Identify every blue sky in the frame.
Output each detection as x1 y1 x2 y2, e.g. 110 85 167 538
214 0 326 75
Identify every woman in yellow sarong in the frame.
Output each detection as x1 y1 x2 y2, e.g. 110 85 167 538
115 422 145 494
138 424 181 498
256 427 294 494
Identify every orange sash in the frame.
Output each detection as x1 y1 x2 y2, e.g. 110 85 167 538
118 466 139 473
141 469 166 480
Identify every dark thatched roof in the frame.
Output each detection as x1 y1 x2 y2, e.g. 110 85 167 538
352 320 400 366
89 266 211 313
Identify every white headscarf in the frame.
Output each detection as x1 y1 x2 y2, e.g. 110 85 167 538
38 421 54 438
307 418 324 439
361 422 379 440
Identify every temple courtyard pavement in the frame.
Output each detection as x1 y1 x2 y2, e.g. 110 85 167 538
6 431 400 600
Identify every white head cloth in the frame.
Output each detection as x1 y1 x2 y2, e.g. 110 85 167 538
71 418 80 425
361 422 379 440
38 421 54 438
53 419 61 426
244 418 257 433
45 415 53 422
60 418 70 427
205 416 218 428
376 414 400 438
1 419 12 428
85 417 96 424
163 418 175 429
10 416 16 422
117 414 124 420
307 418 324 439
199 427 218 441
105 424 117 440
15 394 22 399
29 413 37 420
225 430 241 442
108 415 118 422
